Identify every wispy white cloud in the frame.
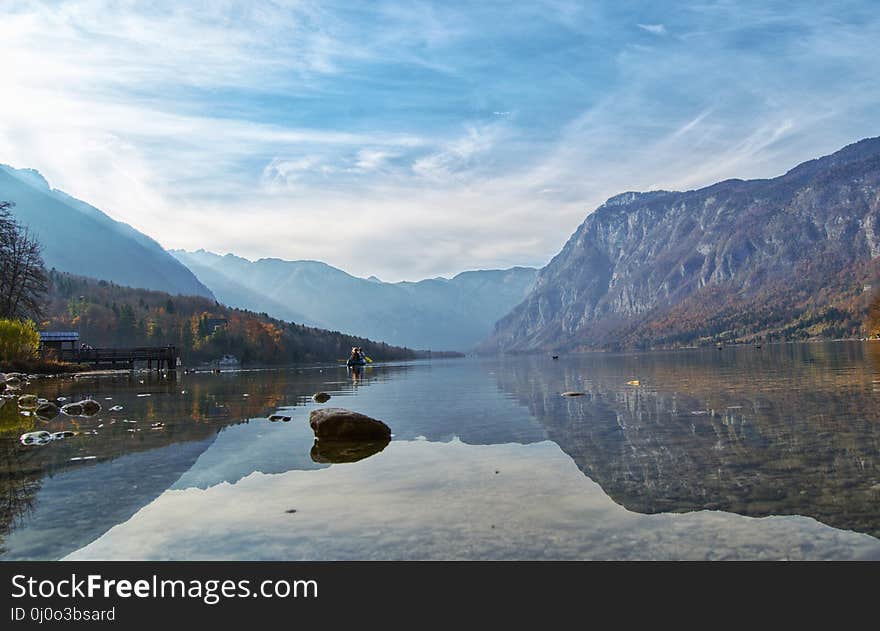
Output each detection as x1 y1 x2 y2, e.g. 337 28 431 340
637 23 667 35
354 149 394 172
411 124 504 181
0 1 879 281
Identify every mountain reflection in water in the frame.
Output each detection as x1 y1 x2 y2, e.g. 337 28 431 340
491 342 880 539
3 344 880 560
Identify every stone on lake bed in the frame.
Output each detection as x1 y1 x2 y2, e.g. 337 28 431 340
309 408 391 441
61 402 84 416
20 431 52 445
312 392 331 403
35 402 60 420
18 394 39 409
80 399 101 416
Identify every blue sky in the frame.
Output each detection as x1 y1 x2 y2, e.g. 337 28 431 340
1 1 879 280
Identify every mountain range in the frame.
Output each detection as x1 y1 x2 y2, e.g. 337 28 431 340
487 136 880 351
5 136 880 354
170 249 537 351
0 165 212 298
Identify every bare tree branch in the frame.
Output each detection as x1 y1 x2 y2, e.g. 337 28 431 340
0 200 48 320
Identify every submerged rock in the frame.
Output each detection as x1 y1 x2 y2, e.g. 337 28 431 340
312 392 331 403
80 399 101 416
309 408 391 441
18 394 39 409
310 438 389 464
61 402 84 416
35 402 60 420
20 431 52 445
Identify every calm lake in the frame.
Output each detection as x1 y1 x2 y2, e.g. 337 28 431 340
2 342 880 560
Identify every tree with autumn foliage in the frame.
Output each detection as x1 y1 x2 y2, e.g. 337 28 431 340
41 270 422 365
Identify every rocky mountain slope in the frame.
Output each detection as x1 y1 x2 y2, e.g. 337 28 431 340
487 137 880 351
0 165 213 298
171 249 537 351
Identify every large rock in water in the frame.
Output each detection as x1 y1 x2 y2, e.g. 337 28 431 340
309 408 391 441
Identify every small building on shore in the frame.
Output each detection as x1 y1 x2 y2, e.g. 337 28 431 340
38 331 79 352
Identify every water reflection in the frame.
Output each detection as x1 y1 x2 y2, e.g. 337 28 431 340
66 440 880 561
489 342 880 539
0 363 412 559
311 438 390 464
4 344 880 560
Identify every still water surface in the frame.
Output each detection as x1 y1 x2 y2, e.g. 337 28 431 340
2 342 880 560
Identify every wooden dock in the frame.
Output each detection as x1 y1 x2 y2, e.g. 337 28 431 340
53 346 179 370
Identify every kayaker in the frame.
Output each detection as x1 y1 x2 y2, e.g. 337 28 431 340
347 347 365 366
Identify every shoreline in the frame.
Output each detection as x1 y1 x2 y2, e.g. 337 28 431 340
479 336 880 358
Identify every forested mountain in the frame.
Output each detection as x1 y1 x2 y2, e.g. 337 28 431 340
486 137 880 351
0 165 212 298
41 271 420 365
171 249 537 351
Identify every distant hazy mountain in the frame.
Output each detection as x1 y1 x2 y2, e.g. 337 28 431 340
0 165 213 298
170 249 538 350
486 136 880 351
